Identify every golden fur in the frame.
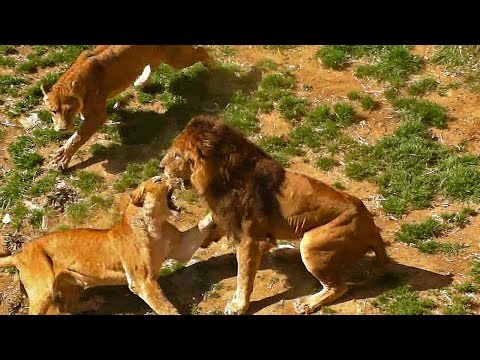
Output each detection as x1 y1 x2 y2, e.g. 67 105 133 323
0 177 215 315
42 45 212 169
161 115 388 315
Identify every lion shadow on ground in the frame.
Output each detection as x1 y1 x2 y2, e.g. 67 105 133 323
69 65 263 174
83 247 453 315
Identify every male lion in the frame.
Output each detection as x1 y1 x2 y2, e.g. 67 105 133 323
0 176 215 315
42 45 212 169
160 115 388 315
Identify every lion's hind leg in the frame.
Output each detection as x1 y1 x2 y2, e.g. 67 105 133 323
294 225 354 315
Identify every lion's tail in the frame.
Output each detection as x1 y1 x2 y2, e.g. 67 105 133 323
0 254 16 269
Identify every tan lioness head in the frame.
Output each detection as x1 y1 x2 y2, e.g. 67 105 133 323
129 176 180 218
41 82 83 132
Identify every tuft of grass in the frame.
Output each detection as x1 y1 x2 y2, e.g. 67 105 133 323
256 58 279 71
0 45 17 55
29 209 45 229
32 127 69 146
0 128 4 141
89 144 111 157
8 136 44 169
347 90 361 101
219 46 236 57
0 56 17 68
262 45 297 52
408 77 439 97
355 46 423 86
0 75 29 96
432 46 480 92
160 260 185 277
373 285 436 315
360 95 379 111
258 136 304 166
74 171 105 196
444 295 474 315
29 170 60 197
0 169 39 208
454 282 479 293
316 156 340 171
394 209 475 254
316 46 348 70
332 181 346 190
472 260 480 284
393 97 448 128
67 194 112 223
278 94 310 120
18 45 91 73
113 159 161 192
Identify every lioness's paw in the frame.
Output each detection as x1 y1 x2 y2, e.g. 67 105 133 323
294 298 315 315
51 147 72 170
224 299 248 315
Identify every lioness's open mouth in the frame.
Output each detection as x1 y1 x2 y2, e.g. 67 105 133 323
167 188 181 213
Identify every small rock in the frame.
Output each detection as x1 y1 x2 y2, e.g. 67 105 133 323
19 113 41 131
2 213 11 224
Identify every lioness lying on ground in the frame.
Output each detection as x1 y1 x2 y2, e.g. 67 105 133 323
160 115 388 315
42 45 212 169
0 176 215 315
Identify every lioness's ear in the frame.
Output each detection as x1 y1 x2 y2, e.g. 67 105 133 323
130 186 146 206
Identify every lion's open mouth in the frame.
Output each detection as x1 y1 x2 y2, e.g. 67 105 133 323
167 188 181 213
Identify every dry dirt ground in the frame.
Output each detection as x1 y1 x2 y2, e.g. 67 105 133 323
0 45 479 315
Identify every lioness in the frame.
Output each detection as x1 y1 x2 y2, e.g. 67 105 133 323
0 176 215 315
42 45 212 169
160 115 388 315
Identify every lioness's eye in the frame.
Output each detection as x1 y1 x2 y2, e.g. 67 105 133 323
174 153 181 160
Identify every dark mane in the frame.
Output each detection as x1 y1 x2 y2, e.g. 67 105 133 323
178 115 286 231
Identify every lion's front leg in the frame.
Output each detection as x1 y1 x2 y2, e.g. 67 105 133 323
52 101 107 169
225 237 268 315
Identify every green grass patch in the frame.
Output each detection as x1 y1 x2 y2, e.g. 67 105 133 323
256 59 279 71
0 75 29 96
408 77 439 97
316 156 340 171
12 73 60 115
345 119 480 215
472 260 480 284
8 136 44 169
432 46 480 92
32 127 69 146
29 170 61 197
316 45 386 70
0 45 17 55
0 128 4 141
394 208 475 254
257 135 304 166
347 90 361 101
393 97 448 128
444 295 474 315
373 285 436 315
113 159 161 192
360 95 379 111
0 169 39 208
278 94 310 120
73 171 105 196
67 194 113 223
355 46 423 86
332 181 346 190
0 56 16 68
18 45 91 73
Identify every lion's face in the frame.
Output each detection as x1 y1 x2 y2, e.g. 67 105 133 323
160 146 193 186
129 176 180 217
43 92 83 132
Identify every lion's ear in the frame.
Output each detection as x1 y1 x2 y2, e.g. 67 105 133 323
130 185 146 206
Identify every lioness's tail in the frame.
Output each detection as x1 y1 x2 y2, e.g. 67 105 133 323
372 233 388 267
0 255 16 269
